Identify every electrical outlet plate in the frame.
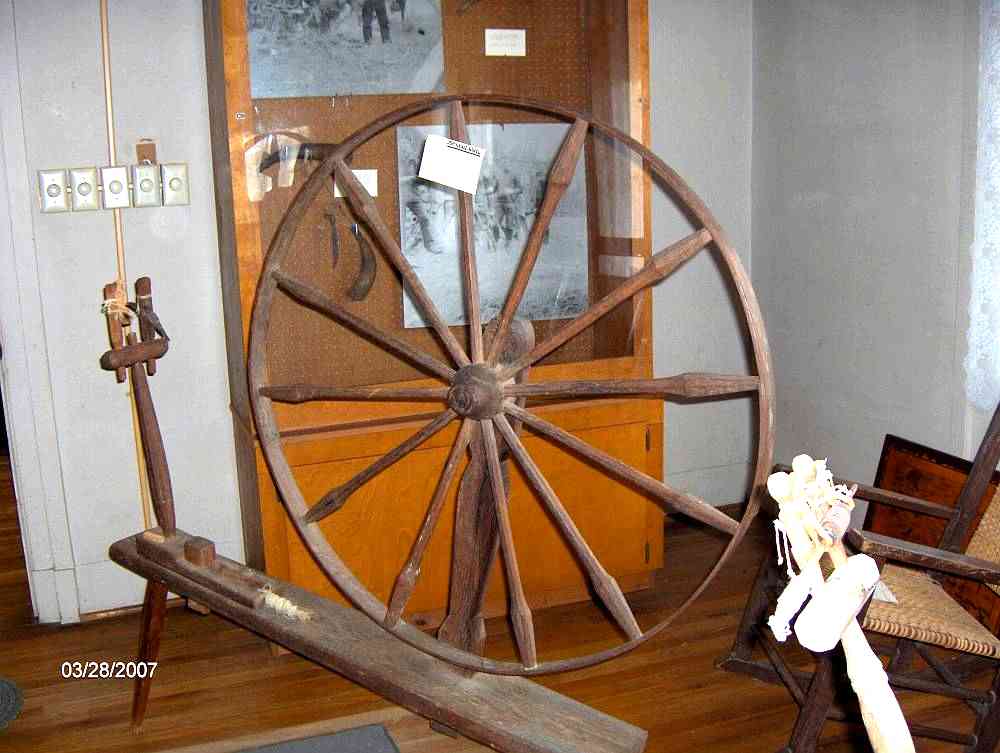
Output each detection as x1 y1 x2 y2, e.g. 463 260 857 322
160 163 189 206
38 169 69 213
101 166 131 209
69 167 99 211
132 163 161 207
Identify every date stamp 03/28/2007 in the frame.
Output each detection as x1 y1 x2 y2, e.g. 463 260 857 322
60 661 157 680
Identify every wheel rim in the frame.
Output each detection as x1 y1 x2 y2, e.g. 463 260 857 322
248 93 775 676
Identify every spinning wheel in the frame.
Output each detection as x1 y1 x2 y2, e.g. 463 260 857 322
248 94 774 676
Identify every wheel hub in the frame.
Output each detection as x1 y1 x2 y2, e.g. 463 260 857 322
447 364 503 419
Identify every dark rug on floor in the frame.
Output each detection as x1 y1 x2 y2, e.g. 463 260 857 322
240 725 400 753
0 677 23 730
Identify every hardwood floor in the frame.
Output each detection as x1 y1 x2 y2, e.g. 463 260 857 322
0 457 32 629
0 456 974 752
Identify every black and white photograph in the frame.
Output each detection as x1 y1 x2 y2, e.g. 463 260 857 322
396 122 590 329
246 0 445 98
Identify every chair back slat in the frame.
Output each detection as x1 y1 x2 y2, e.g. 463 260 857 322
940 402 1000 552
966 488 1000 594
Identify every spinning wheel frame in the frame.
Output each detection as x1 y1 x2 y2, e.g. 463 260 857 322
248 94 774 676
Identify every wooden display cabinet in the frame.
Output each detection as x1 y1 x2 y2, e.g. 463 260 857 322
203 0 662 623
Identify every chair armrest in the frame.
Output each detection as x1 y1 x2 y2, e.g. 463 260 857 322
846 529 1000 585
772 464 954 520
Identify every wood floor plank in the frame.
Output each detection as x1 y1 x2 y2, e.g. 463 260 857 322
0 454 978 752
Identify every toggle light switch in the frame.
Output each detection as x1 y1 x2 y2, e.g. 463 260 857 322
160 163 189 206
38 169 70 213
132 163 161 207
100 166 131 209
69 167 99 211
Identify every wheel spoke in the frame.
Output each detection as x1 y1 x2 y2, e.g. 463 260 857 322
487 119 589 364
385 418 475 628
497 229 712 379
505 402 738 535
260 384 449 403
505 372 759 401
493 415 642 640
303 409 457 524
273 271 455 382
448 102 484 363
332 158 470 368
480 419 537 668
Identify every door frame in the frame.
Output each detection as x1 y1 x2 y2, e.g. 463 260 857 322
0 0 80 624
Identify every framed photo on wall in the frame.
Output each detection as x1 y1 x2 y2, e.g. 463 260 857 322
247 0 446 97
396 122 590 328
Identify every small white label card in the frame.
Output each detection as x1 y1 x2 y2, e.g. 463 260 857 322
484 28 526 57
333 168 378 198
417 135 484 195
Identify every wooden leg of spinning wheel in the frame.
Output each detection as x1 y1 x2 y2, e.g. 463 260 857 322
131 580 168 733
786 651 837 753
437 435 500 658
433 433 503 740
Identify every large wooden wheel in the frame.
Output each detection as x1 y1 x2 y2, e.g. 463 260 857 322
248 94 774 676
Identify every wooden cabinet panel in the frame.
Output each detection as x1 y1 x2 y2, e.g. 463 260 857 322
260 415 662 624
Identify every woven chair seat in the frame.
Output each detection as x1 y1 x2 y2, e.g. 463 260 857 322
863 564 1000 659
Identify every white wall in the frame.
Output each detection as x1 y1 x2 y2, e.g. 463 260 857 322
650 0 757 505
4 0 242 620
752 0 980 501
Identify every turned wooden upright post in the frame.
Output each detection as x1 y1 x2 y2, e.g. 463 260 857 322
437 321 535 659
100 277 174 731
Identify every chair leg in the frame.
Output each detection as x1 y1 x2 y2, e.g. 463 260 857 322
888 639 916 674
970 663 1000 753
728 554 781 661
131 580 168 733
786 651 837 753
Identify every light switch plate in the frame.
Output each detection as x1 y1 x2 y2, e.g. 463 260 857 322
132 163 162 207
160 163 189 206
101 166 131 209
69 167 99 211
38 169 69 213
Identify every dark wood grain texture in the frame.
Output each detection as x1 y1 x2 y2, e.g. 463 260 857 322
480 420 537 668
332 157 469 369
130 580 167 731
247 94 774 676
498 229 713 379
447 101 483 364
505 403 738 535
112 531 647 753
505 373 759 400
386 419 475 628
102 281 127 383
436 425 500 658
100 338 169 372
259 384 449 403
494 414 641 640
273 271 455 382
134 276 158 376
126 335 176 536
303 409 457 524
847 529 1000 584
487 118 589 365
941 402 1000 551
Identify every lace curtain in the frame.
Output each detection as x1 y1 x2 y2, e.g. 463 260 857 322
967 0 1000 410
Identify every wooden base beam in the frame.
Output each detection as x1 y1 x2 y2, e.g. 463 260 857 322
110 530 647 753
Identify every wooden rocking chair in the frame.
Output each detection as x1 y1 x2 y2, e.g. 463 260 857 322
718 402 1000 752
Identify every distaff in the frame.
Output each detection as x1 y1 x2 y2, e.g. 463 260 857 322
767 455 914 753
